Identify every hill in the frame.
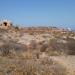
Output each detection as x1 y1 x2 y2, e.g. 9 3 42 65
0 20 75 75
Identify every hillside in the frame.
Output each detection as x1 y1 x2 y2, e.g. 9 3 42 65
0 21 75 75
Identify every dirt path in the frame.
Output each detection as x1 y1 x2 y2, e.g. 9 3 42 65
50 56 75 75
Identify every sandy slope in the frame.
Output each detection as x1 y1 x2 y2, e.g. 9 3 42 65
50 56 75 75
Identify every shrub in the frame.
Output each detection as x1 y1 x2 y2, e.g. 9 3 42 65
46 38 68 55
30 40 37 50
0 42 28 57
0 44 10 56
15 26 20 31
40 43 48 52
67 38 75 55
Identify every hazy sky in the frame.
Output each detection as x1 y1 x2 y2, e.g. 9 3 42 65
0 0 75 29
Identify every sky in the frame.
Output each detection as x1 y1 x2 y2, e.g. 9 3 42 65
0 0 75 29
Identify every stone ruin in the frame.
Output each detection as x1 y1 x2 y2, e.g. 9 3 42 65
0 20 12 29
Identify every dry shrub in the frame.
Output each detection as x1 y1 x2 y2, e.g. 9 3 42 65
0 42 28 57
29 32 34 35
15 26 19 30
46 38 68 55
0 57 67 75
67 38 75 55
30 40 37 50
47 38 75 55
22 51 35 59
0 44 10 56
40 43 48 52
0 54 68 74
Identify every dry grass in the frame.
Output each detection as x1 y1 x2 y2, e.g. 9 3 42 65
0 56 67 75
0 26 75 75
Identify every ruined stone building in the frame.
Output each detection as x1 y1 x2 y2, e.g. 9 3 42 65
0 20 12 29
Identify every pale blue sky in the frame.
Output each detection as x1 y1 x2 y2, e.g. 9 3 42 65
0 0 75 29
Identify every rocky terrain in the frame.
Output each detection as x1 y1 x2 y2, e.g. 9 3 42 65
0 23 75 75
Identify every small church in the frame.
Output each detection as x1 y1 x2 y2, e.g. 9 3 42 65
0 20 12 29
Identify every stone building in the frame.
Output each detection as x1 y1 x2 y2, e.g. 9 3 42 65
0 20 12 29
